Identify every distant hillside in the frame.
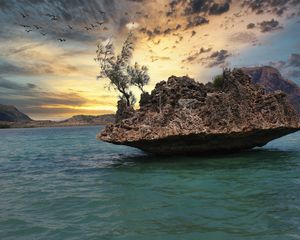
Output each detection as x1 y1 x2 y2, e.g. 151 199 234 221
242 66 300 117
0 104 32 122
62 114 115 125
0 112 115 129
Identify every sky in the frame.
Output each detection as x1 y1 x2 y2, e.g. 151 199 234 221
0 0 300 120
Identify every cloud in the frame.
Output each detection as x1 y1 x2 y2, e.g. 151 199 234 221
207 50 231 67
186 16 209 29
150 56 171 62
0 77 37 90
270 53 300 69
229 32 257 43
269 60 287 69
182 47 212 63
0 0 11 11
0 0 127 43
209 2 230 15
258 19 282 32
184 0 231 15
0 43 45 57
0 61 27 75
241 0 300 16
247 23 255 29
0 89 87 108
0 60 79 77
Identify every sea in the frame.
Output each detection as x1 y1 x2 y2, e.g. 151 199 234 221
0 126 300 240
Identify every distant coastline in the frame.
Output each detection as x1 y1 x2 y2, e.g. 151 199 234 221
0 114 115 129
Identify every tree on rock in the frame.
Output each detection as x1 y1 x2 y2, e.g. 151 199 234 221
95 33 150 107
127 62 150 93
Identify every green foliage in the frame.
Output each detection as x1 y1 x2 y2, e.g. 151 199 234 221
127 62 150 93
213 75 224 89
95 33 150 107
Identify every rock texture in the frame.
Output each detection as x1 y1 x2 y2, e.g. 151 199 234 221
242 66 300 117
98 69 300 155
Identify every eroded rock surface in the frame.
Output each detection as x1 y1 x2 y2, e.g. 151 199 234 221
98 69 300 155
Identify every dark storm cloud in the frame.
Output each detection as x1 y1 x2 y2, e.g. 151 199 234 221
207 50 231 67
0 89 88 108
258 19 282 32
0 0 11 10
268 53 300 81
182 48 230 67
269 53 300 71
182 47 212 63
209 2 230 15
140 24 182 38
0 77 37 90
0 61 27 75
0 60 79 76
186 16 209 29
247 23 255 29
0 0 124 43
168 0 231 16
241 0 300 16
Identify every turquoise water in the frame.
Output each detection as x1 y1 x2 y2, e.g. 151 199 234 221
0 126 300 240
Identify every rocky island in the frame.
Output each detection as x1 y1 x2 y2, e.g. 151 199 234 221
98 68 300 155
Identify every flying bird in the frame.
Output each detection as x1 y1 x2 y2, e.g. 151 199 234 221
96 21 104 26
46 14 58 21
19 12 29 18
33 25 42 30
68 25 73 30
19 24 31 28
40 32 47 36
153 39 161 45
25 29 32 33
57 38 66 42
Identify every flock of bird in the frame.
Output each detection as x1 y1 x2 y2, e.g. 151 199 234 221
17 10 107 42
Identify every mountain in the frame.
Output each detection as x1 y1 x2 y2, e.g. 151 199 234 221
0 111 115 128
0 104 32 122
242 66 300 116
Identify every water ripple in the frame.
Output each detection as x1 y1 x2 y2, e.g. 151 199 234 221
0 126 300 240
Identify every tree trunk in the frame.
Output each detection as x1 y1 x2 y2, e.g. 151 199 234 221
124 93 130 107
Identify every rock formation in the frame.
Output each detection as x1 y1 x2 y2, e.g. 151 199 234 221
98 69 300 155
242 66 300 117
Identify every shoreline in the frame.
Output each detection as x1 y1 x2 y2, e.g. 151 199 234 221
0 121 111 129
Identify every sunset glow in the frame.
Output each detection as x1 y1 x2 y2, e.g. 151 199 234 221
0 0 299 119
